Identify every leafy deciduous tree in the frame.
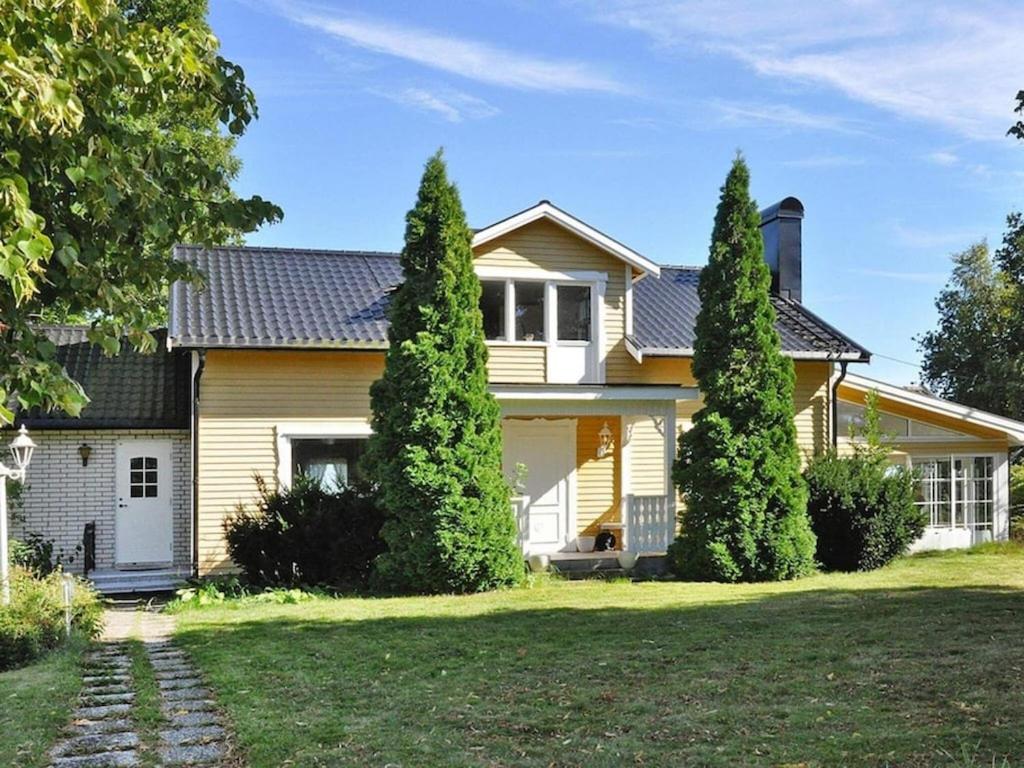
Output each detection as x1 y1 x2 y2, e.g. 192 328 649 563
0 0 281 424
670 155 816 582
364 151 522 594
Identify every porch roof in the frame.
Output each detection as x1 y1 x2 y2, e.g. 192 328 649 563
492 383 694 416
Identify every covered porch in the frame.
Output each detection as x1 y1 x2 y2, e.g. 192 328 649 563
493 384 695 561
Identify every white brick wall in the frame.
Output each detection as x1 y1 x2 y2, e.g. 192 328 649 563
10 429 191 574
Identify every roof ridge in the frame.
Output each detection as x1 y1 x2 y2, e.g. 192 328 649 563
658 264 703 271
174 244 400 258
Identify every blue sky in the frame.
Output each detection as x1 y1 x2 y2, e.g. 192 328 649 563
210 0 1024 385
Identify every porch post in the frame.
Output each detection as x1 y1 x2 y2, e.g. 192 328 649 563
620 415 633 551
664 404 677 544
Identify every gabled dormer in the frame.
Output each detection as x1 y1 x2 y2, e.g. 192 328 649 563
471 201 660 385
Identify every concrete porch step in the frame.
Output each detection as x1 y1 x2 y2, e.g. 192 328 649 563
89 568 188 596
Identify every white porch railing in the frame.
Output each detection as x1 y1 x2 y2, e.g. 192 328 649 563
622 494 674 553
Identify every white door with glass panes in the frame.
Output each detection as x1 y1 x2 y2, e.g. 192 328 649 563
115 440 173 565
548 283 596 383
913 455 996 543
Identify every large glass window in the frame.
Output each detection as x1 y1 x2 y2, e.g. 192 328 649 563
292 438 367 490
556 285 591 341
514 281 545 342
836 401 909 438
480 281 506 340
912 455 995 531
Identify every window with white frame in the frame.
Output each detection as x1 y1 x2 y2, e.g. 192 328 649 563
837 400 961 440
290 437 368 490
478 278 596 345
912 455 994 531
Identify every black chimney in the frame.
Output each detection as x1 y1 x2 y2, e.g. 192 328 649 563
759 196 804 303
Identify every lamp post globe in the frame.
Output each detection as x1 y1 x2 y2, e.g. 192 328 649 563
10 424 36 473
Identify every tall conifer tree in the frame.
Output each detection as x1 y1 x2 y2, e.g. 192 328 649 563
670 156 816 582
365 151 523 593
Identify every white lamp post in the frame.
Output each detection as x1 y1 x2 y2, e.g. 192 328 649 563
1 425 36 605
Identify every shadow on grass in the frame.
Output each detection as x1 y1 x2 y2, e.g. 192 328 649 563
176 584 1024 768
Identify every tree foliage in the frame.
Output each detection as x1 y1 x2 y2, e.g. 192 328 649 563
917 221 1024 420
0 0 281 424
1010 89 1024 141
363 151 522 594
670 156 816 582
805 391 925 571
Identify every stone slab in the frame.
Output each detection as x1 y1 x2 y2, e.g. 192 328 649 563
158 677 204 691
52 732 140 757
67 719 134 736
158 742 227 766
80 692 135 707
73 704 132 720
50 750 140 767
162 686 213 702
158 726 225 747
162 699 216 715
166 711 221 729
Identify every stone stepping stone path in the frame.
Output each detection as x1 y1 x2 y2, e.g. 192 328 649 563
49 618 233 767
145 640 229 767
50 644 142 768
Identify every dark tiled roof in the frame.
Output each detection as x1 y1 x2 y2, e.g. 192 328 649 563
169 247 868 360
170 245 400 348
632 266 869 360
18 327 190 430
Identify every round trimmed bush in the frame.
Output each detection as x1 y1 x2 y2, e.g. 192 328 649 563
804 451 926 571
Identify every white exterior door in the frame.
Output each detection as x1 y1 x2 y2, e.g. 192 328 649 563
547 283 598 384
502 419 576 554
115 440 174 566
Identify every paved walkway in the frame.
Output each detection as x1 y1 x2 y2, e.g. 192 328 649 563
48 606 233 767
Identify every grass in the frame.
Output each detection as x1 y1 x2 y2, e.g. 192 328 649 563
125 639 163 767
175 545 1024 767
0 640 84 768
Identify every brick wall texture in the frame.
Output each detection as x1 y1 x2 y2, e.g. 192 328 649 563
10 429 191 574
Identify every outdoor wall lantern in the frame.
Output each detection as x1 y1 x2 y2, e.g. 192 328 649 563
2 425 37 605
596 421 614 459
79 443 92 467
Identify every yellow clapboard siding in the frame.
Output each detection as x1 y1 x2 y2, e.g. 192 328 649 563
793 362 830 464
575 416 620 536
196 350 384 574
487 345 545 383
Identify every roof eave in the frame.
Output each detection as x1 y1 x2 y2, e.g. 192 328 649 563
634 346 868 362
472 201 660 277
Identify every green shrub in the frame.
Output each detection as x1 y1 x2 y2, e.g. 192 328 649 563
0 567 103 672
1010 463 1024 543
224 475 385 589
10 532 80 575
804 450 926 571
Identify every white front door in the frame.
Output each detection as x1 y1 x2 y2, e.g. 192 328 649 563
115 440 174 566
548 283 597 384
502 419 576 554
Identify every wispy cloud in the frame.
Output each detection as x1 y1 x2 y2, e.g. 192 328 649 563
374 87 499 123
277 4 623 93
711 100 868 135
849 267 948 284
588 1 1024 140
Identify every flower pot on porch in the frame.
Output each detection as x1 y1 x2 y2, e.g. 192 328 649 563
528 554 550 573
617 552 639 572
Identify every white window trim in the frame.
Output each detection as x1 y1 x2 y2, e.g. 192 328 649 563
478 270 607 384
906 452 1008 537
275 421 373 489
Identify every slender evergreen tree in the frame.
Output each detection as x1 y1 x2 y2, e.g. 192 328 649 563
670 156 816 582
364 151 523 593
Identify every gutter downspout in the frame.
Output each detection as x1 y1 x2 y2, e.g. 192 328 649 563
190 350 205 580
831 360 849 447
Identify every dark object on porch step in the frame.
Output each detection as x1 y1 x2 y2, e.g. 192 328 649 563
594 531 616 551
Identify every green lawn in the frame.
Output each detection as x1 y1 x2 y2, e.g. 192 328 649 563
0 642 83 768
175 546 1024 767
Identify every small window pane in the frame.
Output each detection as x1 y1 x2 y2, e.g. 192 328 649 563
130 486 143 498
131 457 143 470
514 282 545 342
480 281 506 341
145 457 157 470
144 486 158 498
557 285 591 341
131 471 144 484
145 471 157 484
293 438 369 490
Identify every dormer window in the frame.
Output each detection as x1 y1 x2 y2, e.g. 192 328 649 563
480 280 506 340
